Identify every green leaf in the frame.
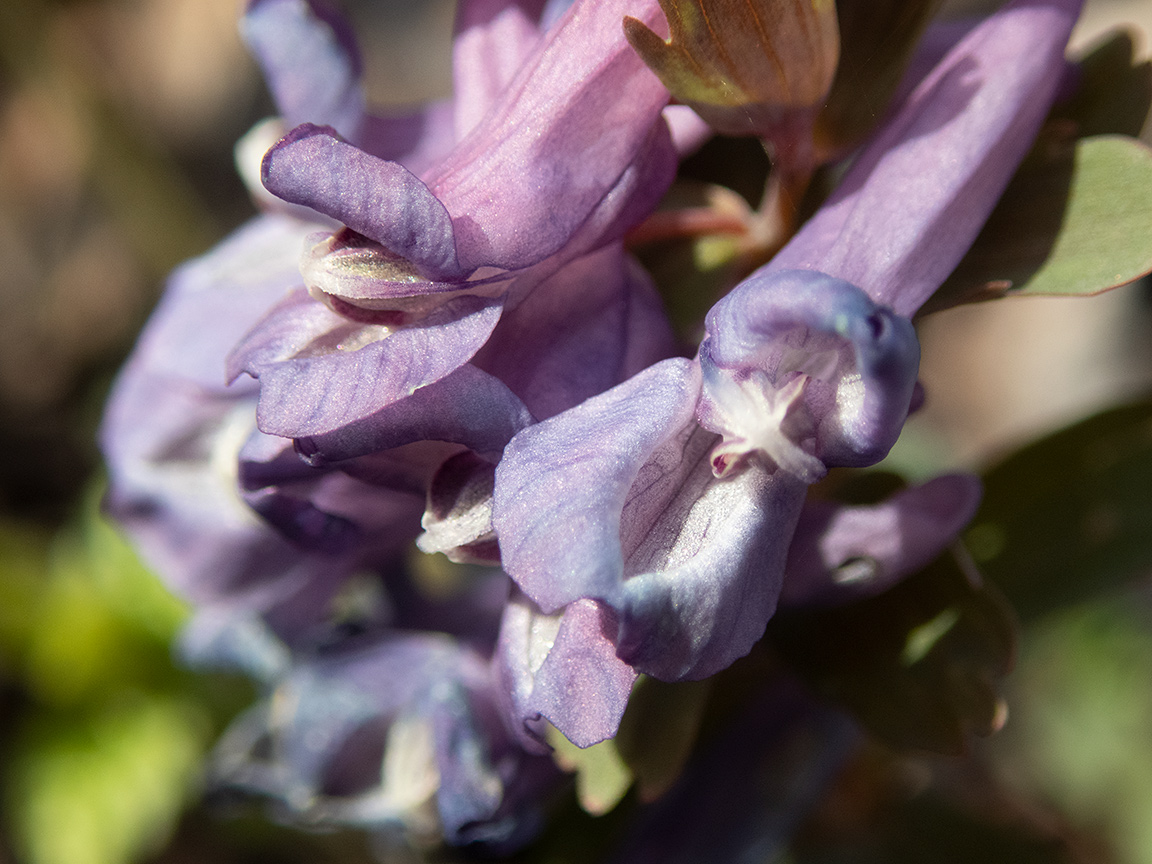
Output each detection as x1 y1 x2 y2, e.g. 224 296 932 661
967 397 1152 622
614 677 710 802
547 726 633 817
926 134 1152 312
769 550 1015 754
6 697 208 864
0 522 50 668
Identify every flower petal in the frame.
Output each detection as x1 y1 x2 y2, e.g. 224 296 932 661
229 288 505 438
770 0 1082 316
614 425 808 680
242 0 364 136
700 269 920 472
473 244 677 420
493 357 701 613
426 0 673 272
452 0 548 139
781 474 984 607
495 592 637 749
262 124 464 280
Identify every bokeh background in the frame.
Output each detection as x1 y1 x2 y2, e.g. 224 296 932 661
2 0 1152 862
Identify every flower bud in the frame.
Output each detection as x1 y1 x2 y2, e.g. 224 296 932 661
624 0 839 141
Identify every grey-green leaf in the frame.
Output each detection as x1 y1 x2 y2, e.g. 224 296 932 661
925 134 1152 313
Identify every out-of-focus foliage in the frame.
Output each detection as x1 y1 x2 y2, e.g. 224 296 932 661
0 489 235 864
770 550 1015 755
967 396 1152 621
993 601 1152 864
928 134 1152 310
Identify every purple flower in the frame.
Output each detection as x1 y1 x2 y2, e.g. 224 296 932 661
191 616 559 850
101 0 1090 850
491 0 1081 746
228 0 679 444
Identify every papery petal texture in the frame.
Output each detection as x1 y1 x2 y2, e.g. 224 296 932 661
700 269 920 474
292 363 534 465
780 474 983 607
494 358 701 613
494 357 810 682
243 0 364 136
452 0 549 139
495 592 637 749
101 216 360 609
229 288 504 437
472 244 678 420
262 125 463 280
423 0 672 272
769 0 1083 316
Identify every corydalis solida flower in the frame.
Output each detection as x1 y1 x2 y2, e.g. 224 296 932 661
491 0 1081 745
100 0 1088 852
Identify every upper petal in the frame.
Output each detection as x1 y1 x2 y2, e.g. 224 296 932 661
451 0 549 140
700 269 920 473
769 0 1082 316
262 125 463 280
425 0 673 272
243 0 364 136
493 357 701 613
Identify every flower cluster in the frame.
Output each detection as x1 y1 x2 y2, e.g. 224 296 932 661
101 0 1082 853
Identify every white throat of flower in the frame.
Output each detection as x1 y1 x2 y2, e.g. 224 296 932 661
706 370 825 481
700 346 839 483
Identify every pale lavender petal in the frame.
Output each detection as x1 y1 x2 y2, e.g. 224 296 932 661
292 363 534 465
494 589 560 753
179 608 291 681
212 633 558 848
243 0 363 136
228 287 504 437
426 0 671 272
546 118 678 264
780 474 983 607
472 244 677 420
262 124 463 280
452 0 548 140
493 358 701 612
100 215 359 611
132 215 318 389
529 599 638 747
769 0 1082 316
494 591 636 749
102 375 336 607
614 425 808 680
700 269 919 474
662 104 713 156
357 100 457 177
494 354 808 681
238 428 426 554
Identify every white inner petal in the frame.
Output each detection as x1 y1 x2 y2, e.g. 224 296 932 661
703 367 825 482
